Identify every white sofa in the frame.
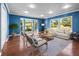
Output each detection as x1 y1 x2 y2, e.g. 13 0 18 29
48 28 71 39
55 32 71 39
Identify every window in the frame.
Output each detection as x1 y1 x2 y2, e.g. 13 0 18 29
20 18 25 32
51 19 59 30
51 16 72 33
20 18 38 33
25 19 32 31
51 19 58 29
60 16 72 32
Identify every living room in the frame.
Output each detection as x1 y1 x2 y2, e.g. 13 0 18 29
0 3 79 56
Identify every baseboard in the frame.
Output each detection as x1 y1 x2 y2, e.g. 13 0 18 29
9 34 20 37
5 36 9 42
5 34 20 42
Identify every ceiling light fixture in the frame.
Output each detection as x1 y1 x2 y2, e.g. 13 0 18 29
24 11 29 14
63 5 71 9
48 10 53 14
40 14 44 17
29 4 36 8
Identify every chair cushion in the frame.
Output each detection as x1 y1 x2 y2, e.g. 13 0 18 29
35 40 47 47
26 34 47 47
31 35 47 47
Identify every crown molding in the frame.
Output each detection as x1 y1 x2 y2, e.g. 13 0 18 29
47 9 79 19
4 3 10 13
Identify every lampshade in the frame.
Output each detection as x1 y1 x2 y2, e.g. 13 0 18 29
41 23 45 26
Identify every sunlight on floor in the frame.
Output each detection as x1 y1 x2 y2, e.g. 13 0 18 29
20 36 24 50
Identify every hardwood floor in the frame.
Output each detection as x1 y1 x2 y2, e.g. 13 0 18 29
1 36 79 56
57 40 79 56
1 36 42 56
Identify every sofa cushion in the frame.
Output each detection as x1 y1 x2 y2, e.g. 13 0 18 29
56 33 70 39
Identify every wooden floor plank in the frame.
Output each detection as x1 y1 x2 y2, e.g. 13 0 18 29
1 36 79 56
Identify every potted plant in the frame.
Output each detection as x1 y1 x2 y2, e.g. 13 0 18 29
9 23 18 37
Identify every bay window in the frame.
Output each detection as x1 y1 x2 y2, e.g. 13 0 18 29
51 16 72 33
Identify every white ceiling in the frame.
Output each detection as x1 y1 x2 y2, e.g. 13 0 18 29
7 3 79 18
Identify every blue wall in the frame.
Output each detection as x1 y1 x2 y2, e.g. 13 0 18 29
46 11 79 32
45 19 51 29
9 11 79 34
0 3 1 50
9 14 20 35
72 13 79 32
38 19 45 31
9 14 45 35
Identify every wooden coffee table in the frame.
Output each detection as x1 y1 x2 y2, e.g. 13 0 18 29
40 34 54 41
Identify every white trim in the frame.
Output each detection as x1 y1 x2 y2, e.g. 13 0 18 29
9 9 79 19
0 37 9 50
5 3 10 13
47 9 79 19
6 35 9 42
9 34 20 37
1 3 9 50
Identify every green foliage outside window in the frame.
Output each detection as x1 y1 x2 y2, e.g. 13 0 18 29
25 22 32 31
51 16 72 28
61 16 71 27
34 20 37 31
51 20 58 28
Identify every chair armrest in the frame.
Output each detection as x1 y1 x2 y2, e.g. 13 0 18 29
37 40 43 42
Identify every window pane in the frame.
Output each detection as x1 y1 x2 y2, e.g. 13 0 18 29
60 16 72 32
25 19 32 31
20 18 38 32
50 16 72 33
51 19 59 30
34 20 37 31
20 18 25 32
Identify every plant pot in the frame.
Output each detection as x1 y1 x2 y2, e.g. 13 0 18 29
12 33 16 37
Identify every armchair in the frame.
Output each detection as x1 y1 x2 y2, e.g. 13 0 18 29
24 33 48 49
